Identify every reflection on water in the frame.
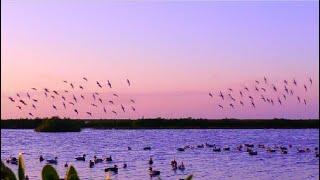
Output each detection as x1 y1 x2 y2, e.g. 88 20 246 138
1 129 319 180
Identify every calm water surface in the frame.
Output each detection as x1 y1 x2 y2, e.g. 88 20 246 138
1 129 319 180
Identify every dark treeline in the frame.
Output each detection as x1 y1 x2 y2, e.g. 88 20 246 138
1 117 319 131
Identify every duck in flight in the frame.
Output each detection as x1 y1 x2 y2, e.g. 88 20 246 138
107 80 112 88
8 97 15 102
96 81 102 88
127 79 131 86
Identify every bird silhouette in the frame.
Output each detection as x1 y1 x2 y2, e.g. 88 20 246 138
284 80 288 85
121 104 125 112
44 92 48 97
80 95 85 100
290 90 294 96
74 109 78 114
127 79 131 86
61 96 66 101
278 97 282 105
32 99 38 102
112 111 117 115
261 88 266 92
51 95 55 99
239 91 243 97
284 86 289 94
31 88 37 91
19 100 27 106
32 104 36 109
304 84 307 92
52 105 57 110
63 80 68 83
228 88 233 92
92 94 96 101
83 77 88 81
218 104 223 109
16 93 20 98
73 95 77 103
251 102 256 108
103 107 107 113
209 93 213 98
53 90 59 95
27 93 31 99
240 101 244 106
64 90 69 93
96 81 102 88
263 77 267 84
309 77 312 86
218 91 224 100
282 94 286 100
99 98 103 104
29 113 33 117
229 103 234 109
8 97 15 102
297 96 301 103
79 85 84 90
244 87 249 92
62 102 66 109
107 80 112 88
255 80 260 84
70 83 74 89
303 99 307 105
272 85 277 92
113 93 119 97
91 103 97 107
293 79 297 86
255 86 259 92
44 88 50 93
270 99 274 105
16 106 22 110
130 99 135 103
69 102 75 106
86 112 92 116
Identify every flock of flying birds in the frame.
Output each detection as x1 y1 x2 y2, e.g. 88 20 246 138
208 76 314 111
7 77 137 118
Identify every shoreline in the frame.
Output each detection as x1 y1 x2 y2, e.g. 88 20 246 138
1 119 319 130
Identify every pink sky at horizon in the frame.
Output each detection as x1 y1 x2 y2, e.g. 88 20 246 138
1 1 319 119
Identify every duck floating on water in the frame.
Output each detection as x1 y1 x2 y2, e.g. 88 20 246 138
143 147 151 151
94 156 103 163
39 155 44 162
75 154 86 161
149 167 160 176
47 157 58 164
148 157 153 165
177 147 185 152
89 160 94 168
106 156 113 162
105 165 118 173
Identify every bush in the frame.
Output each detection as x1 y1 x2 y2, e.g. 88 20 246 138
42 165 59 180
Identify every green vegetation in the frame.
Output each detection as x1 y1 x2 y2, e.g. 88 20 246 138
65 165 79 180
185 175 193 180
34 117 82 132
1 117 319 131
42 165 59 180
1 161 17 180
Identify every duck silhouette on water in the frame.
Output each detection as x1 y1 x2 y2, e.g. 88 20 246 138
75 154 86 161
47 157 58 164
149 167 160 177
105 165 118 173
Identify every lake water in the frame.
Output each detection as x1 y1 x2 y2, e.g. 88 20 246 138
1 129 319 180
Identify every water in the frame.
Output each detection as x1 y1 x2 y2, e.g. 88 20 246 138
1 129 319 180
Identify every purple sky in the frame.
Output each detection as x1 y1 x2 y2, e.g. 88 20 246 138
1 1 319 119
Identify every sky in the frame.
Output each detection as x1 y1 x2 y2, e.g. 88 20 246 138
1 1 319 119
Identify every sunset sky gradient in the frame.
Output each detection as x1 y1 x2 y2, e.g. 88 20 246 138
1 1 319 119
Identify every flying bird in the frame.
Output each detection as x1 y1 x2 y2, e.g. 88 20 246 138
8 97 15 102
309 77 312 86
61 96 66 101
127 79 131 86
51 95 55 99
29 113 33 117
52 105 57 110
80 95 85 100
16 93 20 98
113 93 119 97
19 100 27 106
284 80 288 85
26 93 31 99
218 91 224 100
255 86 259 92
96 81 102 88
32 99 38 102
92 94 96 101
244 87 249 92
131 106 136 111
112 111 117 115
218 104 224 109
44 88 50 92
278 98 282 105
229 103 234 109
32 104 36 109
69 102 75 106
44 92 48 98
64 90 69 93
303 84 307 92
263 77 267 84
284 86 289 94
16 106 22 110
303 99 307 105
261 88 266 92
86 112 92 116
83 77 88 81
74 109 78 114
91 103 97 107
73 95 77 103
70 83 74 89
293 79 297 86
239 91 243 97
99 98 103 104
79 85 84 90
272 85 277 92
107 80 112 88
63 80 68 83
209 93 213 98
62 102 66 109
121 104 125 112
130 99 135 103
297 96 301 103
228 88 233 92
53 90 59 95
251 102 256 108
31 88 37 91
255 80 260 84
239 101 244 106
108 100 114 105
290 90 294 96
103 107 107 113
282 94 286 100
